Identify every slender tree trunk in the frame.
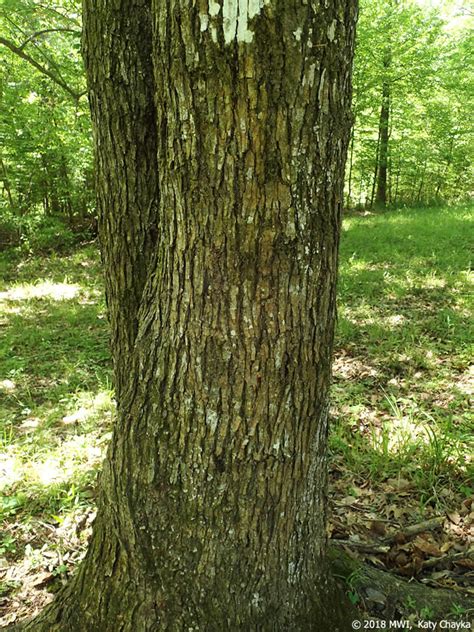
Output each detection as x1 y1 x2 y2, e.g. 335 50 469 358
387 120 393 205
0 156 15 210
58 160 74 222
416 158 427 204
394 147 401 205
375 78 390 207
16 1 357 630
41 154 61 216
369 132 380 208
435 135 454 199
388 153 392 205
358 170 364 207
347 123 356 208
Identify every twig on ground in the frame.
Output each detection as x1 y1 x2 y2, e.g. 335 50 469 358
383 515 445 543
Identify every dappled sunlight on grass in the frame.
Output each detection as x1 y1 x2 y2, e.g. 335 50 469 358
1 290 110 418
0 247 113 623
0 246 104 289
366 409 470 470
0 281 83 302
0 380 16 392
0 245 113 526
0 244 114 622
331 204 473 505
0 387 114 480
1 437 103 489
0 386 114 510
0 455 21 489
419 276 446 289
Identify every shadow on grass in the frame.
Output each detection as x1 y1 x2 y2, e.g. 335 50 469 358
2 300 110 399
337 204 472 350
331 204 473 505
0 244 104 290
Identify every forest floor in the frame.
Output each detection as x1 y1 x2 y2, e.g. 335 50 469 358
0 204 472 628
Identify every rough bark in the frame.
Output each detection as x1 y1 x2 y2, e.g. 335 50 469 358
81 0 160 402
13 0 358 630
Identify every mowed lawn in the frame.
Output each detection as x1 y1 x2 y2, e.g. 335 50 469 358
0 204 472 623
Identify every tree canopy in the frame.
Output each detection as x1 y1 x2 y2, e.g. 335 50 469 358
0 0 92 241
348 0 473 208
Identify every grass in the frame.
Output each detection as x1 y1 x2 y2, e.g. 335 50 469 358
331 203 473 506
0 204 472 621
0 245 113 610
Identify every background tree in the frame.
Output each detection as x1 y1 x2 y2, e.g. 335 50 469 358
0 0 93 247
347 0 473 208
11 0 358 630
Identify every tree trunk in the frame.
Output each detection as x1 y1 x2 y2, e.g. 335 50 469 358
393 143 402 205
375 79 390 207
435 135 454 199
16 0 358 630
370 132 380 208
416 158 427 204
347 124 356 208
375 45 391 208
0 155 15 211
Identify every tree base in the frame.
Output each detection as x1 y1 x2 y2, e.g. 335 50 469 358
6 562 356 631
329 546 473 624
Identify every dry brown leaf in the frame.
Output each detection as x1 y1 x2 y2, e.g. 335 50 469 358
31 572 55 589
413 537 442 557
339 496 358 506
447 511 461 525
386 478 412 491
454 558 474 569
387 504 406 520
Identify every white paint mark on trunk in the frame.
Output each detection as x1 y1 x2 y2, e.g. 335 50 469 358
248 0 269 19
221 0 271 44
223 0 238 42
